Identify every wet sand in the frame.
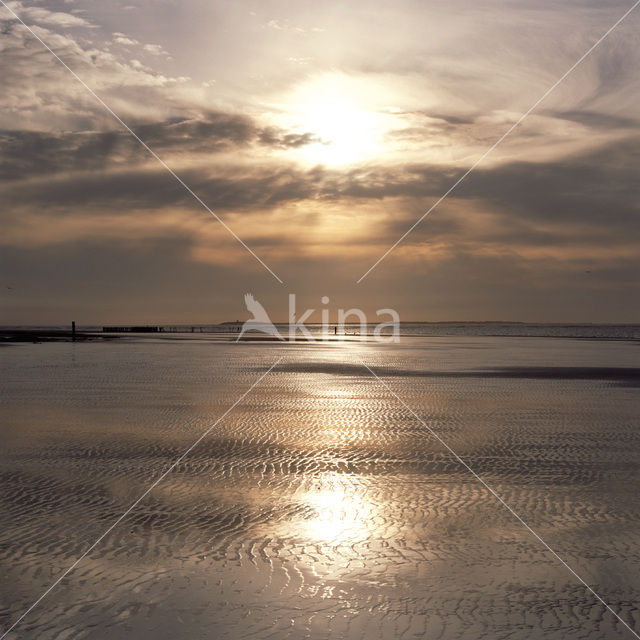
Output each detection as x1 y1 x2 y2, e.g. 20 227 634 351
0 336 639 639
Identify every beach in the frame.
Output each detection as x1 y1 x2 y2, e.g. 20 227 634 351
1 334 639 639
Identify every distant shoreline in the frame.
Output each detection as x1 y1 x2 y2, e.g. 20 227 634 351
3 321 640 330
2 324 640 343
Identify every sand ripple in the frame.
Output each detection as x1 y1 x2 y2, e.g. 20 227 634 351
0 338 639 639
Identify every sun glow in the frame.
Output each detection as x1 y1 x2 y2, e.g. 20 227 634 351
296 100 385 166
275 73 392 166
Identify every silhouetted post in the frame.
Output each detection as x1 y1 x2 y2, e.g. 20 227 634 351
72 321 76 341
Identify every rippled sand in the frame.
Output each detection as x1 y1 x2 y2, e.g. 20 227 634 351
1 337 639 639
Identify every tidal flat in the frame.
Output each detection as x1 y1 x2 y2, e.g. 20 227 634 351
1 335 639 639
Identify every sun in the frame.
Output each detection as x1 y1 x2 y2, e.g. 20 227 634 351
295 99 385 166
274 73 391 166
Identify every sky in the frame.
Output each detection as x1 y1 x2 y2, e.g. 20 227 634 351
1 0 639 324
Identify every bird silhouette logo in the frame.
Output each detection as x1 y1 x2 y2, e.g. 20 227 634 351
237 293 284 341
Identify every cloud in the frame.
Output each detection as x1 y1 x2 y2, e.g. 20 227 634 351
0 20 196 131
2 131 638 270
2 0 95 28
112 32 140 46
265 19 309 33
553 110 638 130
109 33 169 57
0 163 317 213
143 43 168 56
0 113 323 182
258 127 322 149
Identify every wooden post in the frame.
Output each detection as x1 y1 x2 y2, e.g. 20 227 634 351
72 321 76 341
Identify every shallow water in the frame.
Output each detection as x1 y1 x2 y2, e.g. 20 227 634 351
1 337 639 639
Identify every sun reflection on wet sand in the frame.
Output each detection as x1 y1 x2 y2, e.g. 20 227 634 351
286 360 379 546
298 475 373 545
